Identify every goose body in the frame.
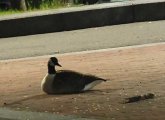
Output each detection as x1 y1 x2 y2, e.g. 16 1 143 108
41 57 106 94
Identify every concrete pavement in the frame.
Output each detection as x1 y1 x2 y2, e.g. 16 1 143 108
0 42 165 120
0 20 165 60
0 108 92 120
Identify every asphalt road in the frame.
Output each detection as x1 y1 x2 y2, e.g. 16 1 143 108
0 20 165 60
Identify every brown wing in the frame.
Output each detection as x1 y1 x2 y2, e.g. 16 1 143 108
52 70 106 94
52 70 85 93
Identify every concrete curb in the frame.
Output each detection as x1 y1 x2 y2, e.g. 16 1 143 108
1 42 165 62
0 0 165 38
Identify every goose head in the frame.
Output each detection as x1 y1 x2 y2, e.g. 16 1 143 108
47 57 62 74
48 57 62 67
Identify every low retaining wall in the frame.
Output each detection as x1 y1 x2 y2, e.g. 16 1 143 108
0 0 165 38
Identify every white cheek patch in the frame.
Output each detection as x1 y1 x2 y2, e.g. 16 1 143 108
49 59 55 66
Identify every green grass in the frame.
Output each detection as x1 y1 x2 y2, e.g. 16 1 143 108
0 4 83 16
0 6 66 16
39 0 66 9
0 10 23 16
0 1 73 16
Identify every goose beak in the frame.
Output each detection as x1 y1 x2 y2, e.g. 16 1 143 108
57 62 62 67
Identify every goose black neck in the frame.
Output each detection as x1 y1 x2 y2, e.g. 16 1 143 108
48 65 56 74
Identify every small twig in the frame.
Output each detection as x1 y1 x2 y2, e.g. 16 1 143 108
124 93 155 103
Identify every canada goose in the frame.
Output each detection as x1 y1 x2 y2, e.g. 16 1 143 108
41 57 107 94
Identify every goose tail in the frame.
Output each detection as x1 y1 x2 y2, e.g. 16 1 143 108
96 77 108 82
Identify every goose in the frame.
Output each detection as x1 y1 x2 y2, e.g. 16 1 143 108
41 57 107 94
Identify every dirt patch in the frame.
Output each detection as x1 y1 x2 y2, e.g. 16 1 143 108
0 43 165 120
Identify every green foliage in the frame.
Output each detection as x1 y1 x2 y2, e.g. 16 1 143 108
40 0 66 9
0 9 23 16
0 0 81 16
26 0 68 10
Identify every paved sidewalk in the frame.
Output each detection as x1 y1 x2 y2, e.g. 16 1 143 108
0 42 165 120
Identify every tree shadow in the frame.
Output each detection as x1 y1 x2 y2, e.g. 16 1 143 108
4 88 117 106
